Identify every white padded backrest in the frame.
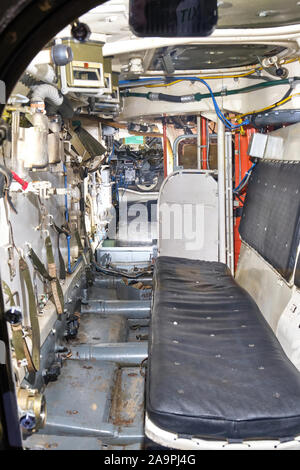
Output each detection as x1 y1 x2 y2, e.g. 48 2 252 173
158 170 218 261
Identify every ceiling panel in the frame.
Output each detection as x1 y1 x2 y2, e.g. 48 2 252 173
217 1 300 29
81 0 300 39
149 44 286 71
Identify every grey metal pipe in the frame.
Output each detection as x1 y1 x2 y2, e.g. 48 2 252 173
94 276 153 288
173 134 195 169
43 421 116 439
43 420 144 444
81 300 151 318
173 133 207 170
70 342 148 365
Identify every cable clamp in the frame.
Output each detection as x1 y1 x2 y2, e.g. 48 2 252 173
148 93 159 101
18 358 28 367
291 79 300 89
181 95 195 103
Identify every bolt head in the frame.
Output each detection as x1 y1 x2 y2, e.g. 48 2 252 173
5 307 22 325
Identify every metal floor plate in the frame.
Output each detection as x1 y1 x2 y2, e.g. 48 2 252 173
24 276 149 450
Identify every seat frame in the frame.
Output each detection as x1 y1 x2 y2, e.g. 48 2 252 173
145 415 300 451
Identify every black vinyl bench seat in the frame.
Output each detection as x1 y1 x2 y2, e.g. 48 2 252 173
147 256 300 441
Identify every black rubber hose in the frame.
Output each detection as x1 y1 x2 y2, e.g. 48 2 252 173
157 93 183 103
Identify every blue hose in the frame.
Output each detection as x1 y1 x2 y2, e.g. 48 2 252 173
233 163 257 193
121 76 250 129
173 77 250 129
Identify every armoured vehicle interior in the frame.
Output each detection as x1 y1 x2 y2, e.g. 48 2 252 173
1 0 300 452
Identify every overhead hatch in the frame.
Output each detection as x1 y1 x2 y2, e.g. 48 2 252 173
149 44 287 71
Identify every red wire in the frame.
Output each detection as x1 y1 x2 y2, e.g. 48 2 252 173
11 171 29 191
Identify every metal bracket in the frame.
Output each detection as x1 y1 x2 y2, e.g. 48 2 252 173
258 55 288 79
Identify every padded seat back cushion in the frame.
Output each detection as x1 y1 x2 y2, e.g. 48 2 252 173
239 160 300 280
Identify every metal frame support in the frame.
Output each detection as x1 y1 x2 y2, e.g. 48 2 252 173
197 115 202 170
218 120 226 264
225 132 235 274
201 116 208 170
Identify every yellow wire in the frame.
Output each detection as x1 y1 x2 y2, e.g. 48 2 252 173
284 57 300 65
128 56 300 124
144 57 300 89
146 70 257 88
235 93 300 121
